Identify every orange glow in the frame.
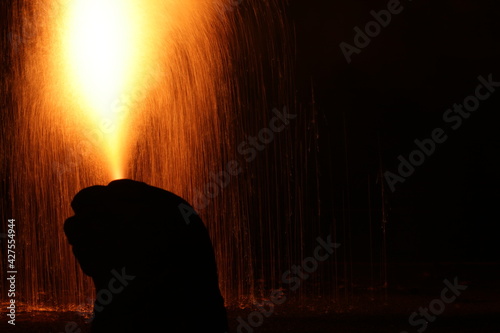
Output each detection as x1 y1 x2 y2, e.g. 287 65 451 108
14 0 284 310
65 0 132 112
59 0 162 179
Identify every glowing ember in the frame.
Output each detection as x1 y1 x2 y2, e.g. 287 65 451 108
4 0 330 312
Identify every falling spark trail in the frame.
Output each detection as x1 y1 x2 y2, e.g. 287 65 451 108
0 0 388 313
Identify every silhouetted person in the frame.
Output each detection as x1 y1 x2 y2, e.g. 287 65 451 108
64 179 228 333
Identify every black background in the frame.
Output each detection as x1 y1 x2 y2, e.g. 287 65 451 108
289 0 499 263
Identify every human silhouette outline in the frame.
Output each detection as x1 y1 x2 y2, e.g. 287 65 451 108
64 179 228 333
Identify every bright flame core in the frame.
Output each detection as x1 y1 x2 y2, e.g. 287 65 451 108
61 0 156 179
67 0 132 111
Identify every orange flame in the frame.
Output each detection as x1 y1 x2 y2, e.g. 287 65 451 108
59 0 166 179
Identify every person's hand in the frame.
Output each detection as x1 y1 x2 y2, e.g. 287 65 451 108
63 179 228 332
64 179 208 279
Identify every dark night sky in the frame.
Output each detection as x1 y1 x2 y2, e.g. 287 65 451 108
288 0 500 262
1 0 497 265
